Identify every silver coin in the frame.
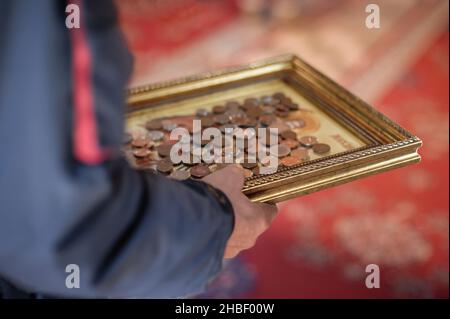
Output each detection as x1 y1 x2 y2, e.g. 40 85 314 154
147 130 164 141
196 108 210 117
163 123 178 132
260 95 273 104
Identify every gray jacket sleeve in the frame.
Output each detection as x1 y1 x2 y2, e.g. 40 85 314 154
0 0 234 298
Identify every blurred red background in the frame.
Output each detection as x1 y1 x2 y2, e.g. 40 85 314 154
117 0 449 298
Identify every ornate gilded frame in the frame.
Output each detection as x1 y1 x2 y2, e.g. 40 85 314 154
126 55 422 203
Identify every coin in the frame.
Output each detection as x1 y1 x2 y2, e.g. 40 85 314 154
243 98 258 108
225 101 240 110
281 139 299 149
272 144 291 157
147 130 164 141
268 122 290 134
281 156 300 167
290 147 309 159
219 124 237 134
276 104 290 112
312 143 331 155
156 144 172 157
272 92 285 100
157 160 173 174
196 108 210 117
190 164 211 178
131 136 149 148
243 169 253 178
163 123 177 132
241 160 258 169
281 130 297 140
299 136 318 147
246 107 263 118
260 95 273 104
133 148 151 158
288 103 299 110
145 119 163 130
260 114 276 126
252 166 261 175
200 117 215 127
260 155 278 166
169 170 191 180
238 117 258 128
213 114 230 125
212 105 226 114
275 110 289 118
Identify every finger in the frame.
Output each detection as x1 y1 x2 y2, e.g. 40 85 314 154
256 202 278 221
222 164 245 189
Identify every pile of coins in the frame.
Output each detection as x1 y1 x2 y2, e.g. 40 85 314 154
124 92 331 180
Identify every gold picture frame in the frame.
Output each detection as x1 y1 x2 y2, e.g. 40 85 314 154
125 54 422 203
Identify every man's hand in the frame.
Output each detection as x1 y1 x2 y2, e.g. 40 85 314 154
203 165 278 258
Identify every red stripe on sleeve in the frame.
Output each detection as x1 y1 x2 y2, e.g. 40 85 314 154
69 0 109 165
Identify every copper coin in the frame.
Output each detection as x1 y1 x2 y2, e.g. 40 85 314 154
243 98 259 108
281 130 297 140
131 136 149 148
145 119 163 130
273 144 291 157
181 153 202 165
273 92 285 100
201 117 215 128
132 148 151 158
260 131 279 146
156 144 172 157
260 114 276 126
280 97 293 105
238 117 258 128
225 101 240 110
268 122 290 134
299 136 318 147
261 106 276 115
288 103 299 110
190 164 211 178
212 105 226 114
243 169 253 178
281 139 299 149
281 156 301 167
312 143 331 155
291 148 309 159
213 114 230 125
246 107 263 118
169 170 191 180
157 160 173 174
275 110 289 118
241 160 258 169
252 166 261 175
276 104 290 112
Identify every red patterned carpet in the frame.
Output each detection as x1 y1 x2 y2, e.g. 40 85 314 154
118 0 449 298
